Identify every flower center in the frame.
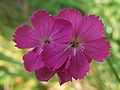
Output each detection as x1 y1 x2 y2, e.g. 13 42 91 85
70 40 80 47
44 39 50 44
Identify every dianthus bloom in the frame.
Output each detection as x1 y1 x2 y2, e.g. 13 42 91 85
13 8 110 85
42 9 110 84
13 10 72 83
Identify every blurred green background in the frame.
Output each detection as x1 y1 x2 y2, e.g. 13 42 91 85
0 0 120 90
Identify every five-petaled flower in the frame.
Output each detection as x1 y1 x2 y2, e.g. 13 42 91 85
13 8 110 85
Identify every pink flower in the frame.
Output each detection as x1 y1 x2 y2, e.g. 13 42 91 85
13 10 72 83
13 8 110 85
42 9 110 84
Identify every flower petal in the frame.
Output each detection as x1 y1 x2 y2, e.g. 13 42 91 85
42 44 71 70
84 37 110 62
58 9 104 41
57 70 72 85
35 67 56 81
58 8 82 32
23 48 45 72
68 49 90 80
84 52 92 63
77 15 104 41
13 24 40 49
30 9 55 38
50 18 72 44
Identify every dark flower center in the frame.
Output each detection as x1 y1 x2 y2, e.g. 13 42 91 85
44 39 50 44
70 40 79 47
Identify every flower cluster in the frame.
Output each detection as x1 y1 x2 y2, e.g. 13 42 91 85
13 8 110 85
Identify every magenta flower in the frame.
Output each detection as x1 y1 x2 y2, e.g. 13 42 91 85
42 8 110 84
13 8 110 85
13 10 72 82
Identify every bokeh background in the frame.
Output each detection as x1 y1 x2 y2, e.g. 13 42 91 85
0 0 120 90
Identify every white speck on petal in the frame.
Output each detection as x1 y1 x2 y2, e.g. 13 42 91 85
64 45 71 51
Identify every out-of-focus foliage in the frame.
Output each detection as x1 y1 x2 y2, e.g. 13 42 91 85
0 0 120 90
